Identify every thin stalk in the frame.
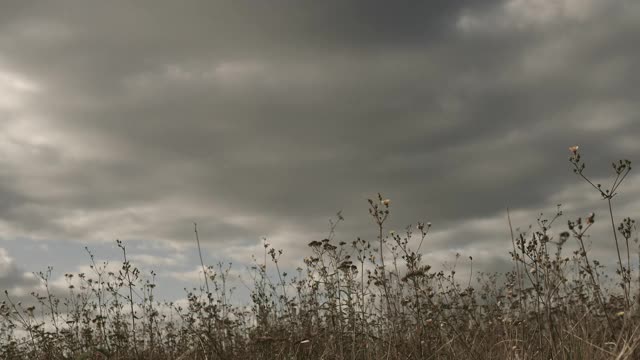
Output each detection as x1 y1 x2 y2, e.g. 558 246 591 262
194 223 211 294
607 198 630 308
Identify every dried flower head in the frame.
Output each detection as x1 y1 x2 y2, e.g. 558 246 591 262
586 212 595 224
382 199 391 206
569 145 579 155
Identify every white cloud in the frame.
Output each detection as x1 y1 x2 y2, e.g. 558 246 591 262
504 0 602 25
211 60 264 83
0 69 40 110
458 0 608 32
0 247 40 295
167 266 207 283
0 247 14 273
129 253 183 267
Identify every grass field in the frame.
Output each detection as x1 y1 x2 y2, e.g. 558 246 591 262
1 148 639 359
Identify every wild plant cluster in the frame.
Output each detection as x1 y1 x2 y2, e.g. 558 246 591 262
1 148 639 359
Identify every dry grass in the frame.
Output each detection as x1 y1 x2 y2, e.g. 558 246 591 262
1 148 639 359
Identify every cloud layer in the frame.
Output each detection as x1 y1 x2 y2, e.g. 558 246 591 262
0 0 639 298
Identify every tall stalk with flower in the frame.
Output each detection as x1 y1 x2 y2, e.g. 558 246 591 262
568 145 633 309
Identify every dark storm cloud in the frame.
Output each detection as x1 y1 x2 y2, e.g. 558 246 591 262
0 0 638 292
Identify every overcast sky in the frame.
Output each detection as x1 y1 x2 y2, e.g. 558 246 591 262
1 0 639 302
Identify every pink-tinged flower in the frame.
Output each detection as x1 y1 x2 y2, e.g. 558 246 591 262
569 145 579 155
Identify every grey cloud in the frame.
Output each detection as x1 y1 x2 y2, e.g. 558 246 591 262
0 247 39 294
0 0 637 283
